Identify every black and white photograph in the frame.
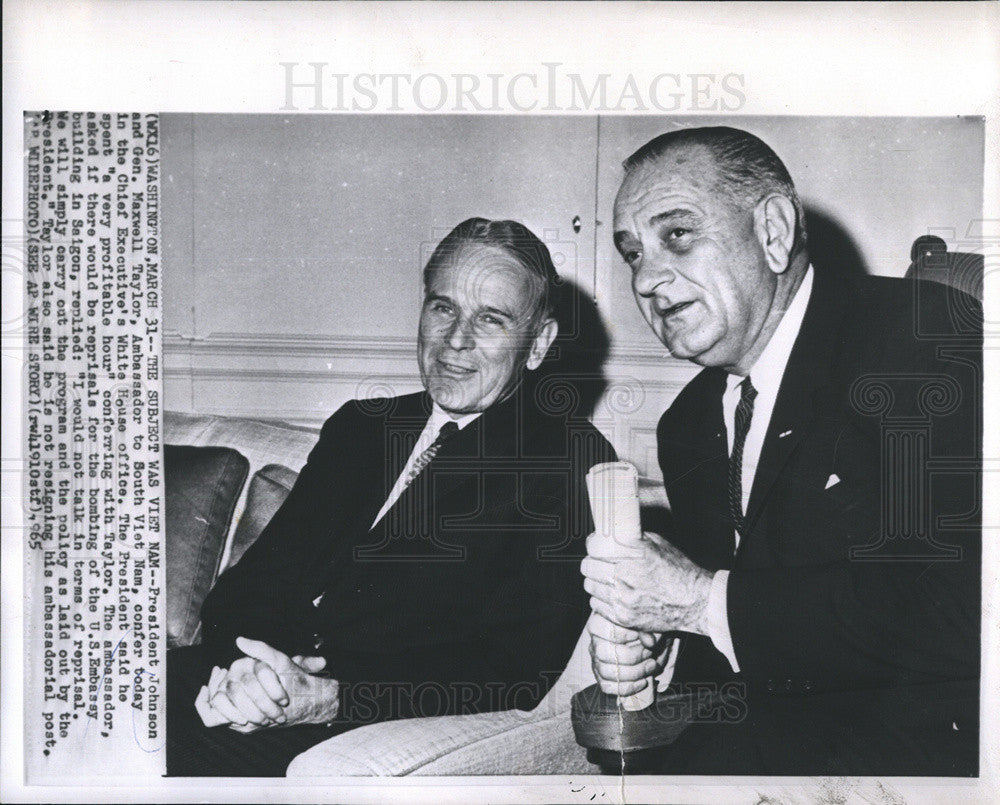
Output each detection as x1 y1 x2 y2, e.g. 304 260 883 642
4 2 999 803
156 113 985 778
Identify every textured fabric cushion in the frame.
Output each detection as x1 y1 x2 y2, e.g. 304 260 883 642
225 464 299 572
638 474 669 509
165 445 250 648
164 411 318 477
164 411 320 568
414 709 596 775
286 625 599 776
286 707 596 777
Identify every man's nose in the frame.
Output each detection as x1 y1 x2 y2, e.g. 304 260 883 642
446 317 475 350
632 255 676 298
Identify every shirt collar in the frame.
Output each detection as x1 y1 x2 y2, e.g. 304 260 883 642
726 265 814 393
428 402 480 433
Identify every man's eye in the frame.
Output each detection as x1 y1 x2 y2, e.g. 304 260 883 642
431 301 453 314
667 228 690 241
479 314 505 328
622 249 642 266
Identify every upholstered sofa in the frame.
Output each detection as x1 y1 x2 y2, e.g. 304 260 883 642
164 409 669 776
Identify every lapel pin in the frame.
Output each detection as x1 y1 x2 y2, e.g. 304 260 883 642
778 429 793 438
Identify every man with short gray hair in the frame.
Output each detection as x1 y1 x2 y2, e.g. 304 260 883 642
583 127 981 775
168 217 615 775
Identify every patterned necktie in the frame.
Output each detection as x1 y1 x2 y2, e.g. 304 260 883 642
403 420 459 488
728 376 757 536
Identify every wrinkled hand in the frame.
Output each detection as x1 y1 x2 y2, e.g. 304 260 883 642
195 637 338 732
581 531 713 636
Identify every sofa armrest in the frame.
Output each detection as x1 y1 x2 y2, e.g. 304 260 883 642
286 627 599 776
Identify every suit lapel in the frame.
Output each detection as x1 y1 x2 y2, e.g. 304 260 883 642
744 270 853 534
427 388 521 505
422 413 487 505
378 389 521 551
383 390 517 524
662 367 735 569
367 392 432 526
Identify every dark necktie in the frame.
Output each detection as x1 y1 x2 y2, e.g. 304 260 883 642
403 420 459 488
728 376 757 536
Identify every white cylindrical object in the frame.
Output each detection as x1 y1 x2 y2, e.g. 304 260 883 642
586 461 642 549
585 461 655 711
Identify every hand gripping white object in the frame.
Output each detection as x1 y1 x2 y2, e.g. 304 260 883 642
585 461 657 711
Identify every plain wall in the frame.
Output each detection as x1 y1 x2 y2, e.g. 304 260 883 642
162 114 983 478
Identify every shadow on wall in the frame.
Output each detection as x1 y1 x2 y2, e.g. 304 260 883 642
526 208 874 423
526 276 611 421
804 207 871 279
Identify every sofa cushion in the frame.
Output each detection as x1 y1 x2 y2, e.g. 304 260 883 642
165 444 250 648
225 463 299 571
286 707 596 776
164 411 320 565
164 411 318 477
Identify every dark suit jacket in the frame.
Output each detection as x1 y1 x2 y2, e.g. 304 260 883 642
658 270 981 775
200 386 615 720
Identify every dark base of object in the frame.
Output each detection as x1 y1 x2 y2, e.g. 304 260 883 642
570 683 728 754
586 745 683 774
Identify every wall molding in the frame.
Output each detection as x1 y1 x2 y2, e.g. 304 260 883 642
163 330 695 478
163 330 417 360
163 366 420 385
164 330 693 368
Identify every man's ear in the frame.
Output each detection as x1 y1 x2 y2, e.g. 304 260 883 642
754 194 797 274
526 318 558 371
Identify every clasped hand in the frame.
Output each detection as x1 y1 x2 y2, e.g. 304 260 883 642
195 636 339 732
581 531 713 696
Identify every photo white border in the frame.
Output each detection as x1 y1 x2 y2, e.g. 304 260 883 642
3 2 998 802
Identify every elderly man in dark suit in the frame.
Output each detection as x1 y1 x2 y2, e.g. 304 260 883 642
582 127 980 775
168 217 615 776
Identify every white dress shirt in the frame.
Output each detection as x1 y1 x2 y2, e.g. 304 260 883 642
370 403 480 529
704 266 814 672
654 268 814 690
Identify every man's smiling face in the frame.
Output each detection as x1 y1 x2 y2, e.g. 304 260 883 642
418 241 550 415
613 145 778 372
